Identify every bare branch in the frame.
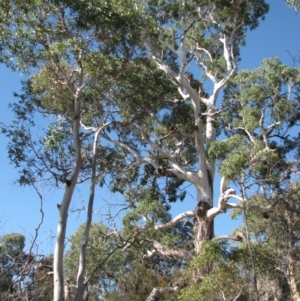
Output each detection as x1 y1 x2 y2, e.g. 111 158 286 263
225 202 274 214
142 239 193 261
100 133 143 166
259 104 271 149
154 211 195 230
213 231 245 242
267 109 300 131
207 188 274 222
158 36 179 56
146 286 181 301
233 284 248 301
234 127 256 143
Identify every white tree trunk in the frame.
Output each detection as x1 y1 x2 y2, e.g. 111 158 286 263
74 128 101 301
53 98 82 301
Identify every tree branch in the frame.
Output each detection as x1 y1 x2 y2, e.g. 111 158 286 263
213 231 245 242
142 239 193 261
146 286 181 301
154 211 195 230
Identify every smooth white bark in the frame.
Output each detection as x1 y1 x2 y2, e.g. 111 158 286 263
53 59 84 300
53 104 82 301
74 127 102 301
154 211 195 230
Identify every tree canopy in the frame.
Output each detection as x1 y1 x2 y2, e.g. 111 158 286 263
1 1 300 300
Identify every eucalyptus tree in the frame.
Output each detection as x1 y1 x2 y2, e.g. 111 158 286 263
0 233 53 300
0 233 25 297
228 183 300 301
68 1 300 298
64 223 120 300
2 1 300 300
103 0 271 249
0 0 143 300
91 0 271 251
64 222 182 301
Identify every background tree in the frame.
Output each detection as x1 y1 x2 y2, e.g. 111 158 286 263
0 233 53 300
0 233 25 297
286 0 300 11
229 183 300 300
64 205 189 300
179 240 248 301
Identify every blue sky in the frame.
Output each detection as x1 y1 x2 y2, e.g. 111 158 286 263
0 1 300 255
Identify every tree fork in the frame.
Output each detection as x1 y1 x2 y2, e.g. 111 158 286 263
193 201 214 252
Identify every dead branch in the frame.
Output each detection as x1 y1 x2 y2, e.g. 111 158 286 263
142 239 193 262
146 286 181 301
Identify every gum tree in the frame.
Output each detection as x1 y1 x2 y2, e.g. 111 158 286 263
77 2 299 298
93 0 271 252
2 1 300 300
0 0 142 300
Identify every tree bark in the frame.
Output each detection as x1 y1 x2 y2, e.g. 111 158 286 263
146 286 180 301
74 128 101 301
53 97 82 301
288 263 300 301
193 201 214 252
286 211 300 301
192 172 214 251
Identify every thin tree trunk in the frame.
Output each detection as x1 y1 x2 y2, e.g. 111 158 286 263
74 128 101 301
243 203 259 301
287 212 300 301
285 211 300 301
288 263 300 301
53 98 82 301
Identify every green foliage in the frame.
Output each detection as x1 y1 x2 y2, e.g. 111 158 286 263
65 222 181 300
180 237 282 300
65 223 120 289
44 122 70 152
207 134 244 160
229 185 300 300
122 191 170 228
179 241 246 301
104 263 168 301
59 0 144 49
0 233 53 300
207 135 249 179
286 0 300 11
0 233 25 295
2 1 300 300
220 148 248 179
218 57 300 182
0 233 25 257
